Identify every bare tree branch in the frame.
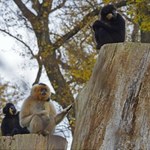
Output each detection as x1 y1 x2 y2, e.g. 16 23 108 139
122 14 133 23
31 0 40 13
114 1 127 8
85 0 96 9
52 0 128 49
42 0 53 12
53 8 99 49
13 0 36 22
50 0 67 13
0 28 42 85
32 57 43 85
0 28 35 57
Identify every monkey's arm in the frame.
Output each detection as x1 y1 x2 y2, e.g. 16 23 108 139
47 101 57 116
20 109 48 127
19 113 34 127
55 104 72 125
19 99 35 127
1 118 12 136
92 20 101 31
36 110 48 115
97 15 125 32
97 21 119 31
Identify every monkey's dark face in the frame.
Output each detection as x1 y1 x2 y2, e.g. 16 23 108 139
31 83 51 101
3 103 17 116
101 4 117 21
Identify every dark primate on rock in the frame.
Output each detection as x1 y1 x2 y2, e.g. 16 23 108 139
92 4 125 50
1 103 29 136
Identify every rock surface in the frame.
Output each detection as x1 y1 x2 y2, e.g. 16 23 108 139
0 134 67 150
72 42 150 150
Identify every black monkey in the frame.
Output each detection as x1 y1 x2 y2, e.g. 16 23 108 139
92 4 125 50
1 103 29 136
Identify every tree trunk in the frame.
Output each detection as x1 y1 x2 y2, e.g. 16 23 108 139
0 134 67 150
141 31 150 43
131 23 139 42
72 42 150 150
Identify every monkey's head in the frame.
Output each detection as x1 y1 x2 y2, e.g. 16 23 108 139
100 4 117 21
3 103 17 116
31 83 51 101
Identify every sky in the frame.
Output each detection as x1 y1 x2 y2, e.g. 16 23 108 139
0 32 55 92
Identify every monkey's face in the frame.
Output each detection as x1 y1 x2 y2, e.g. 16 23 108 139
3 103 17 116
31 83 51 101
101 4 117 21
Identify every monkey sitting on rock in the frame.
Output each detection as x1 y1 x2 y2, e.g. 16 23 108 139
1 103 29 136
19 83 72 136
92 4 125 50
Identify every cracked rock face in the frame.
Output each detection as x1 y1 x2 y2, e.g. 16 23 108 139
72 42 150 150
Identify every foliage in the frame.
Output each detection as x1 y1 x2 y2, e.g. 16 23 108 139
103 0 150 31
60 27 97 94
130 0 150 31
66 48 96 92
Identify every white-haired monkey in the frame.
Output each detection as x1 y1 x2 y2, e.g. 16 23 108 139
19 83 72 136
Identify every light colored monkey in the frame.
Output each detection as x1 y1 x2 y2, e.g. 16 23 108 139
19 83 72 136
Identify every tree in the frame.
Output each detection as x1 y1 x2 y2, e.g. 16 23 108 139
128 0 150 42
0 0 102 133
1 0 145 134
136 1 150 43
10 0 99 132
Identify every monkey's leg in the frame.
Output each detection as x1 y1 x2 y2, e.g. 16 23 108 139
29 115 44 134
43 117 56 135
43 105 72 135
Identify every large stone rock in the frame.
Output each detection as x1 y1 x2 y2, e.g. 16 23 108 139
72 42 150 150
0 134 67 150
